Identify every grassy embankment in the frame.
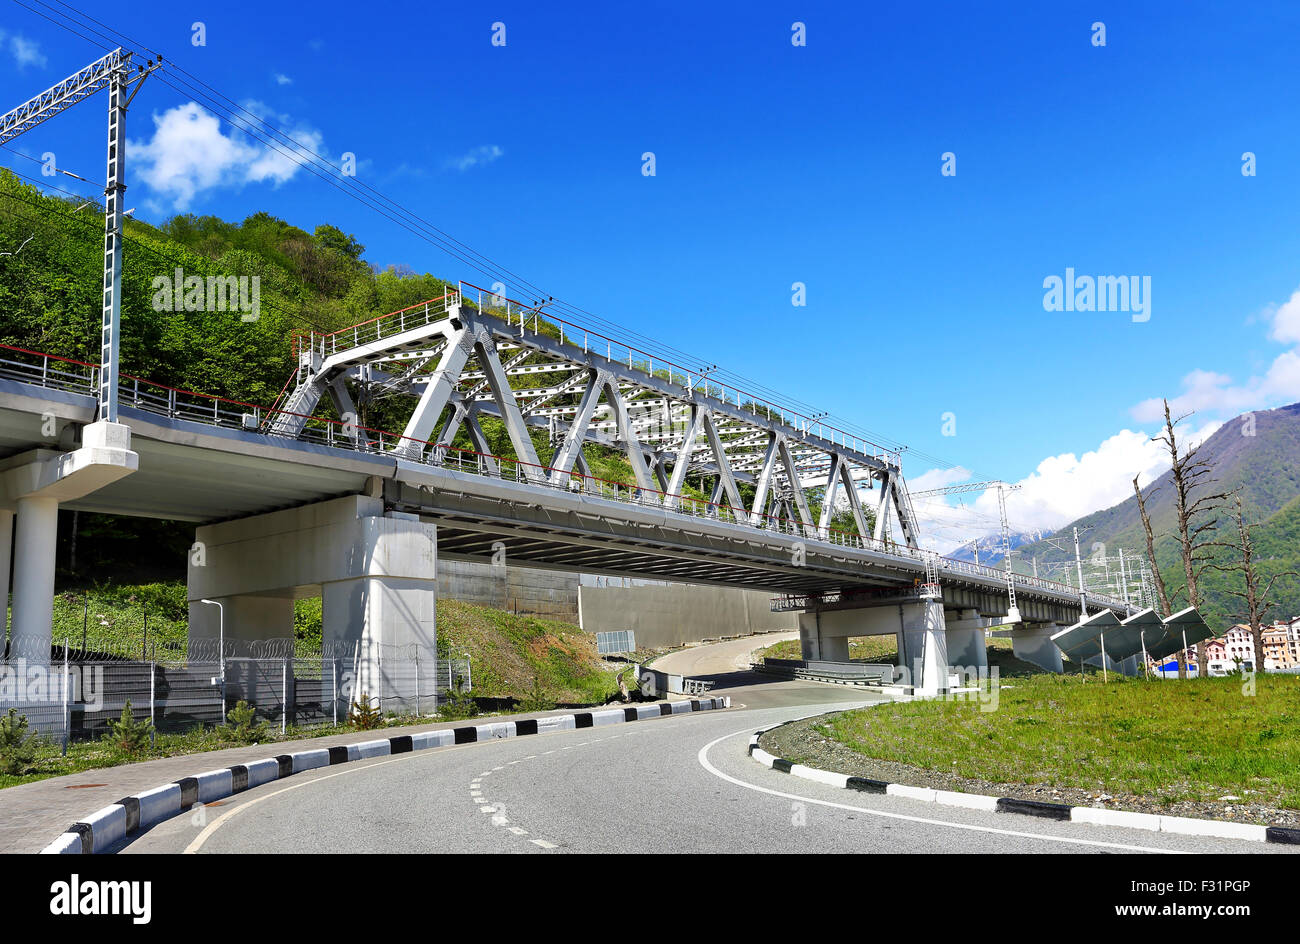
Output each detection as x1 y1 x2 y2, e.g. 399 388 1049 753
817 673 1300 809
756 634 1300 809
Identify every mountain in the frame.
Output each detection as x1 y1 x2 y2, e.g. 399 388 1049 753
1013 402 1300 631
948 530 1046 566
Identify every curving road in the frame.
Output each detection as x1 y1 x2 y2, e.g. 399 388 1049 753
120 634 1291 855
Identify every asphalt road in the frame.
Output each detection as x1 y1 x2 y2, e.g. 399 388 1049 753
119 634 1291 854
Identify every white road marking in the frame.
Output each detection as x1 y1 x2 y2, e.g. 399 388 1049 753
531 839 558 849
479 805 497 813
509 826 528 835
696 727 1185 855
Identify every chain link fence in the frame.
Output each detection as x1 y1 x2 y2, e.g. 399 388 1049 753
1 639 470 743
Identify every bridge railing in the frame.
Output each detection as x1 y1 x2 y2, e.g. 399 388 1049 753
0 342 98 395
1 343 1126 610
458 281 896 463
291 290 457 362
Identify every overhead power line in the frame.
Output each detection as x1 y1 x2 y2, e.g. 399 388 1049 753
11 0 999 481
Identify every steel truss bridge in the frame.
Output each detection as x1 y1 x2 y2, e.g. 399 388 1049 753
0 285 1130 624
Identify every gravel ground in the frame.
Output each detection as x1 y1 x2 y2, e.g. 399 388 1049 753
759 712 1300 829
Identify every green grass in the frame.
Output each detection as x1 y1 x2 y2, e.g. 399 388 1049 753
434 599 621 705
45 583 188 656
816 673 1300 808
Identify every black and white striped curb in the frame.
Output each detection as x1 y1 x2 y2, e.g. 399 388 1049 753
40 696 730 854
747 726 1300 847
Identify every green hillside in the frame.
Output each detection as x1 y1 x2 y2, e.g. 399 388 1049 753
1015 403 1300 631
1 169 867 601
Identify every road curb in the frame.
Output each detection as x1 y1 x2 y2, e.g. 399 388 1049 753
40 696 731 854
747 726 1300 846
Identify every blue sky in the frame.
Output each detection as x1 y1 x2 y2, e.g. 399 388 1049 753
3 1 1299 546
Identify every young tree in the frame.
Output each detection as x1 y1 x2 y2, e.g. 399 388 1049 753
1211 492 1298 672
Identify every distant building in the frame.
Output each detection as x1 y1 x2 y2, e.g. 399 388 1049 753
1220 624 1256 673
1150 620 1300 676
1262 617 1300 671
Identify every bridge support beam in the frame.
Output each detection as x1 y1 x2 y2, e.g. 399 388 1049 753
797 602 950 694
899 600 950 696
1007 622 1064 674
943 609 989 674
10 495 58 662
1 422 137 666
797 612 850 661
188 495 438 716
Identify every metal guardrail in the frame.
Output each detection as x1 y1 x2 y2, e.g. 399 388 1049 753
759 657 896 683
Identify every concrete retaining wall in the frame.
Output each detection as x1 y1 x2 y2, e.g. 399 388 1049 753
578 583 797 648
437 560 580 622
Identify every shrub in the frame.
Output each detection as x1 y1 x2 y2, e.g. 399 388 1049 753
349 693 384 730
437 676 479 721
0 708 41 775
105 699 153 755
516 677 555 713
222 700 271 744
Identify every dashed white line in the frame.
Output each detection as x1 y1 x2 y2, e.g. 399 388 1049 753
530 839 558 849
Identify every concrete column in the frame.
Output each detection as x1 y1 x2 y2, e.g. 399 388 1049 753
944 608 989 673
900 600 949 695
819 634 850 662
188 496 439 718
798 611 820 660
10 495 58 662
1010 622 1064 673
0 508 12 643
324 572 436 712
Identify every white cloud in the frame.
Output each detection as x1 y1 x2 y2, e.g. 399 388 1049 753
0 30 48 69
1268 288 1300 345
911 420 1221 553
1130 286 1300 423
127 101 325 209
274 73 293 86
446 145 503 172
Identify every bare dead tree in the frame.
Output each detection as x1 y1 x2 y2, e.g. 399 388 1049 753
1134 474 1179 674
1210 491 1298 672
1137 400 1228 677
